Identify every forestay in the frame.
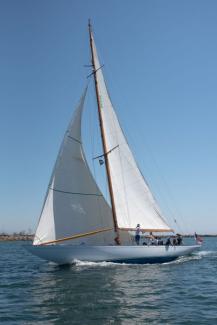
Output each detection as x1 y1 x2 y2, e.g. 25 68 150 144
33 89 114 245
91 32 172 232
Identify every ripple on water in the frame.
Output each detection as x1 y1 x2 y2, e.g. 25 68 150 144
1 239 217 324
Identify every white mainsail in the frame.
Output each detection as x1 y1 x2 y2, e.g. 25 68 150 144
33 89 115 245
91 32 172 232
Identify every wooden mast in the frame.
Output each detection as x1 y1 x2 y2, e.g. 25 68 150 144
88 20 121 245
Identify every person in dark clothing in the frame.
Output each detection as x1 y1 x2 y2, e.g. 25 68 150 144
149 232 157 245
165 237 171 246
176 234 183 246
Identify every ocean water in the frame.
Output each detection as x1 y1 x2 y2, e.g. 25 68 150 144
0 238 217 324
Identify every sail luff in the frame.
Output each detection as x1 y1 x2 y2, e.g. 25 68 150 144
88 21 120 245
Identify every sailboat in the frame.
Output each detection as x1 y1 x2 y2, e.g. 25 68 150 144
27 22 199 265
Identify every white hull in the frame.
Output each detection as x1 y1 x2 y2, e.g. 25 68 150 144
26 244 200 265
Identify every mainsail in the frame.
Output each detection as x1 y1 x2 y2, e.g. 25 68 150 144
33 89 114 245
90 31 172 232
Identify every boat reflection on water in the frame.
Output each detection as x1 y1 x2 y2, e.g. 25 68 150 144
29 259 187 324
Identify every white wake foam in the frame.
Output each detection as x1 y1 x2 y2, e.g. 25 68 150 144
195 250 217 257
74 259 126 267
162 255 202 265
163 250 217 265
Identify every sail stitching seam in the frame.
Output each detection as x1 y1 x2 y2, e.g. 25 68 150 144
50 187 102 196
67 135 82 144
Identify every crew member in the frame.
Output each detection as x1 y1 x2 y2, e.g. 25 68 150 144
135 224 141 245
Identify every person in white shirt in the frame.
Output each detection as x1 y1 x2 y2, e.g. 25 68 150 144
135 224 141 245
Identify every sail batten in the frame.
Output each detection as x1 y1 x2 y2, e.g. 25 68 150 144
90 31 171 232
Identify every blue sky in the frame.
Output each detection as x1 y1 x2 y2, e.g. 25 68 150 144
0 0 217 234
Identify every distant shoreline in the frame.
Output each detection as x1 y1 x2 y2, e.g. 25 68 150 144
0 234 216 242
0 234 34 242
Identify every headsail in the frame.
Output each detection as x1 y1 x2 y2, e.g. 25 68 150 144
90 31 172 232
33 88 114 245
